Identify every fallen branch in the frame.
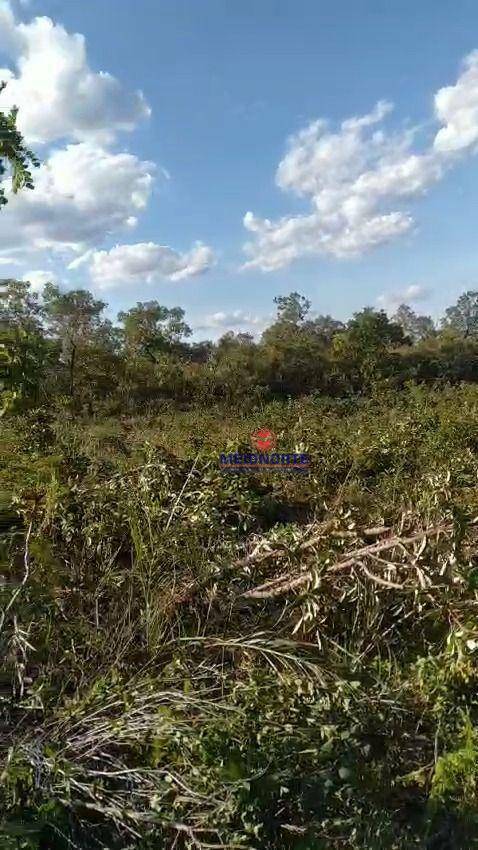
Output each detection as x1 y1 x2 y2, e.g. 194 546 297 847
241 523 451 600
359 562 406 590
234 522 393 570
233 520 334 568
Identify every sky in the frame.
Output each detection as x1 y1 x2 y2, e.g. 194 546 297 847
1 0 478 337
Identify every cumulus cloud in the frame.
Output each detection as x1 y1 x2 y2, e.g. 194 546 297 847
377 284 430 310
69 241 216 289
0 3 216 288
0 0 150 144
434 51 478 154
0 142 154 253
203 310 265 329
194 309 267 336
243 51 478 272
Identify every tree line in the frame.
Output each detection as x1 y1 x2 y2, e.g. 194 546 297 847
3 279 478 414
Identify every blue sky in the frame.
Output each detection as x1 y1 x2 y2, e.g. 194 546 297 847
1 0 478 335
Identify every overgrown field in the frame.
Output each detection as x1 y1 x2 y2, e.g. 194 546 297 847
3 385 478 848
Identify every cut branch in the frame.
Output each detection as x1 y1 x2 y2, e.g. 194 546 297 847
241 523 451 600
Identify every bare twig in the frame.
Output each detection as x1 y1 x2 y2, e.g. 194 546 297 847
165 453 200 530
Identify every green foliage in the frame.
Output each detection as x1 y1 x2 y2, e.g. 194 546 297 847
273 291 311 325
6 282 478 847
0 81 39 208
42 283 109 399
3 386 478 847
392 303 436 343
118 300 192 362
443 290 478 338
6 283 478 411
1 280 49 414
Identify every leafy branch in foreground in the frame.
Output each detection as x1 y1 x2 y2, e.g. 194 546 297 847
0 81 39 208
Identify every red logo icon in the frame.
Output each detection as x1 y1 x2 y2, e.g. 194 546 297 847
251 428 276 452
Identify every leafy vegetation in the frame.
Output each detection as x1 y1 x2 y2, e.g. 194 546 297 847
0 82 39 209
4 282 478 847
5 283 478 417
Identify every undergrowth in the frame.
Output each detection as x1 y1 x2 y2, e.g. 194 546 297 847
2 384 478 848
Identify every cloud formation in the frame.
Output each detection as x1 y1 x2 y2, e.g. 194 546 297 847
243 52 478 272
0 2 215 288
204 309 265 328
69 241 216 288
377 284 430 310
193 310 268 338
434 51 478 154
0 142 154 253
0 1 150 144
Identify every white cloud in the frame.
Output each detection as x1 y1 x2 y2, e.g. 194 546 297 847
0 3 216 289
0 256 20 265
243 51 478 272
0 142 154 253
0 0 150 144
69 241 216 289
194 309 268 338
377 284 430 310
243 107 444 271
204 309 265 329
434 51 478 154
22 268 54 292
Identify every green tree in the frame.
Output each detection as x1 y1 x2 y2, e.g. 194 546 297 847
273 291 311 325
261 294 329 395
0 279 47 412
333 308 407 391
303 314 345 342
118 301 192 362
42 284 107 398
442 291 478 338
345 308 406 349
0 82 39 208
392 303 435 344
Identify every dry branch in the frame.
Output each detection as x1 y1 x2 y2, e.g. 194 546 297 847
234 522 393 570
241 523 452 600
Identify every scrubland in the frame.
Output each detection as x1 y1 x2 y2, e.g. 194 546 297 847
3 386 478 848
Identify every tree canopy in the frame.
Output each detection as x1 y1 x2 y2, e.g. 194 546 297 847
8 280 478 413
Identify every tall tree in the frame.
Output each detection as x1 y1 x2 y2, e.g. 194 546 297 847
345 308 406 349
0 82 39 208
303 314 345 342
442 291 478 337
273 292 311 325
260 294 329 395
332 308 407 390
392 304 435 343
118 301 192 362
42 284 106 397
0 279 47 411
